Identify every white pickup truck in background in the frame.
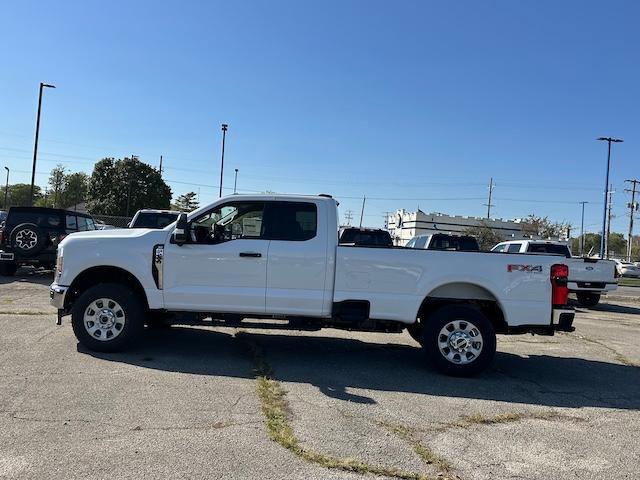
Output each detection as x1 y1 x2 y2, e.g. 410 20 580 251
491 240 618 307
51 195 575 376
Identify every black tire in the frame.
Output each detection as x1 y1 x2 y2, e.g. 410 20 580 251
406 321 423 345
146 311 173 329
576 292 600 308
0 262 18 276
10 223 46 258
71 283 145 352
422 304 496 377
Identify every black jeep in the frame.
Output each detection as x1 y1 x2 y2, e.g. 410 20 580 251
0 207 97 276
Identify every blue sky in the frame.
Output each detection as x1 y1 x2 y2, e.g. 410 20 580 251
1 0 639 233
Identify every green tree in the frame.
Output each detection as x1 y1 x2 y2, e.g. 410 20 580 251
1 183 42 208
62 172 89 208
608 232 627 256
464 222 504 250
570 233 601 256
521 214 571 239
48 164 67 208
87 157 172 216
172 191 199 212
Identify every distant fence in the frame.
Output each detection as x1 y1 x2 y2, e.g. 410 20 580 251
91 214 132 229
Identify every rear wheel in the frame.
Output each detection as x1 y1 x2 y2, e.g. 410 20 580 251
576 292 600 307
71 283 144 352
422 305 496 376
0 262 18 276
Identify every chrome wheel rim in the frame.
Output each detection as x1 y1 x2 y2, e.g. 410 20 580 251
84 298 126 341
438 319 483 365
15 229 38 249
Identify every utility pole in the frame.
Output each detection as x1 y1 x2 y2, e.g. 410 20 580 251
625 179 639 261
344 210 353 226
219 124 228 198
159 155 163 176
383 211 392 230
597 137 623 258
605 184 614 259
3 167 8 209
579 201 588 256
30 82 56 205
485 177 494 218
359 196 366 228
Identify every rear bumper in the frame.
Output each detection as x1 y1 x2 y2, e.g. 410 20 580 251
552 307 575 332
568 281 617 293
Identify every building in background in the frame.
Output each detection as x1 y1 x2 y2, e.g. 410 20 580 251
387 209 531 246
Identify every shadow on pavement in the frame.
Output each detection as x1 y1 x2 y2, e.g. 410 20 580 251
0 267 54 286
82 326 640 410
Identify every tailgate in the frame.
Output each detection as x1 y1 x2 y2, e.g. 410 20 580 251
568 258 616 283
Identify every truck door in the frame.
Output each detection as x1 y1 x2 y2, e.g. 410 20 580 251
162 201 269 313
263 201 329 317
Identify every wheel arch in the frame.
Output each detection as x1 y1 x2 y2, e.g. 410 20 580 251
415 282 508 334
64 266 149 312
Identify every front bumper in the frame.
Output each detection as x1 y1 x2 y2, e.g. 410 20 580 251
552 307 575 332
49 284 68 309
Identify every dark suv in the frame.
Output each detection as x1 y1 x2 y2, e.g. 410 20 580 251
0 207 97 276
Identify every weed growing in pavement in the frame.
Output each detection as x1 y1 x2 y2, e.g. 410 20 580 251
236 331 448 480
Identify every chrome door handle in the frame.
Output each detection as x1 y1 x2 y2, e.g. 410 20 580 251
239 252 262 258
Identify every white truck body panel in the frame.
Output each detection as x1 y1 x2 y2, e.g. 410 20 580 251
54 195 569 330
492 240 617 295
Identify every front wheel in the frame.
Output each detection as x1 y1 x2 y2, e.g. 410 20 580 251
422 305 496 376
71 283 144 352
576 292 600 308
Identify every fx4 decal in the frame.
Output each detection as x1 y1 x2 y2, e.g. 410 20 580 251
507 264 543 273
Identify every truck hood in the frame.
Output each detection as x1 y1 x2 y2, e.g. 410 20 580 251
60 228 169 247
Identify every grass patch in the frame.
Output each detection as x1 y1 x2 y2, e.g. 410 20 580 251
436 411 567 432
618 277 640 287
378 422 452 473
569 333 638 367
238 332 444 480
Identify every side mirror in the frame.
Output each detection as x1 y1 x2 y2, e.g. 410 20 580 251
172 213 188 246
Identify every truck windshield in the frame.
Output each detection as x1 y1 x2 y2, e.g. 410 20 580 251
428 234 479 251
132 212 180 229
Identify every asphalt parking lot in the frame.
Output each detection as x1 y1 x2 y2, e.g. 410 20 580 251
1 269 639 480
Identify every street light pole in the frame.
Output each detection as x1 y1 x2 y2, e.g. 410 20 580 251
233 168 239 194
219 124 228 198
597 137 623 258
30 82 56 205
579 201 588 256
3 167 9 209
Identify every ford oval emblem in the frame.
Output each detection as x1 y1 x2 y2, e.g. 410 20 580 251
586 266 594 270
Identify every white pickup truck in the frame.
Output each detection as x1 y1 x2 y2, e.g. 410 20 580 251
51 194 575 376
491 240 618 307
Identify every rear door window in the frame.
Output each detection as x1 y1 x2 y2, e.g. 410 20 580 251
265 202 317 241
10 211 62 229
507 243 522 253
414 236 428 249
66 215 78 231
527 243 571 257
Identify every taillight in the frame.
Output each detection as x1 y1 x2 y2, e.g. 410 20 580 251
551 263 569 306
